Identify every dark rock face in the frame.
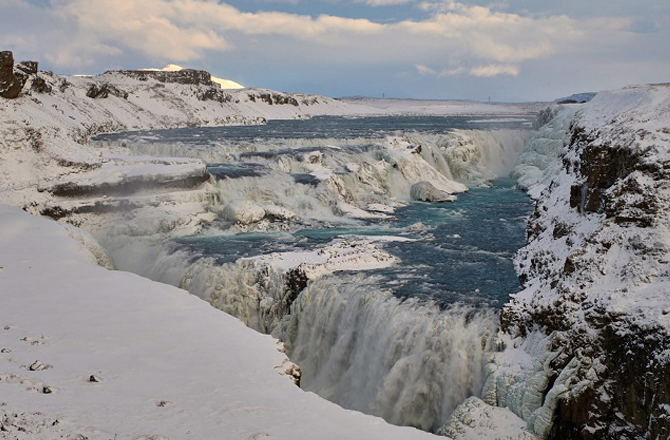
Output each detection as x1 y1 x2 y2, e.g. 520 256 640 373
197 86 233 103
109 69 214 86
549 325 670 440
16 60 38 76
49 167 209 198
30 76 52 94
40 199 143 220
259 92 299 106
246 90 300 106
566 132 661 228
86 83 128 99
0 51 23 99
285 267 309 308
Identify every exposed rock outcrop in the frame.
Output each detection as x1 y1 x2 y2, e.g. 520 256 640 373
47 163 209 198
0 51 23 99
196 86 233 103
15 60 38 76
109 69 214 86
86 83 129 99
245 90 300 106
30 76 52 94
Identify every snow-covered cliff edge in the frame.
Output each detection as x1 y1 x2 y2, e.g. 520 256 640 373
491 85 670 440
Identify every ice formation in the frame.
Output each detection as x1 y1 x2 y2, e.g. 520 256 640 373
97 130 531 228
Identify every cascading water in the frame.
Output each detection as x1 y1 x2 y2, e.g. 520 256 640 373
92 115 536 433
283 275 498 432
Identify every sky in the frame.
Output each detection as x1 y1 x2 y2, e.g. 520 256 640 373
2 0 669 101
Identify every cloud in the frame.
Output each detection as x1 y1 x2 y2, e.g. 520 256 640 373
470 64 519 77
49 0 385 62
416 62 517 78
401 1 581 63
3 0 584 69
354 0 417 5
2 0 662 101
415 64 437 75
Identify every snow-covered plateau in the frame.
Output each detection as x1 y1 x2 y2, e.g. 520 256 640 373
1 49 669 440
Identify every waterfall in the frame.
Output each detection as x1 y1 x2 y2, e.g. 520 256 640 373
282 275 499 432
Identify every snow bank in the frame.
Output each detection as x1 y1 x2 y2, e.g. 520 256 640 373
438 396 538 440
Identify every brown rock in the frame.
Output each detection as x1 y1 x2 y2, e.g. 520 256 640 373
16 60 38 76
86 83 128 99
0 51 23 99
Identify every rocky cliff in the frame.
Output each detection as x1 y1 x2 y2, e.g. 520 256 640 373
494 85 670 440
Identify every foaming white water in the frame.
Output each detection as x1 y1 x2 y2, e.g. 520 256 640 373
283 275 499 432
202 131 532 223
409 130 533 184
101 238 194 287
